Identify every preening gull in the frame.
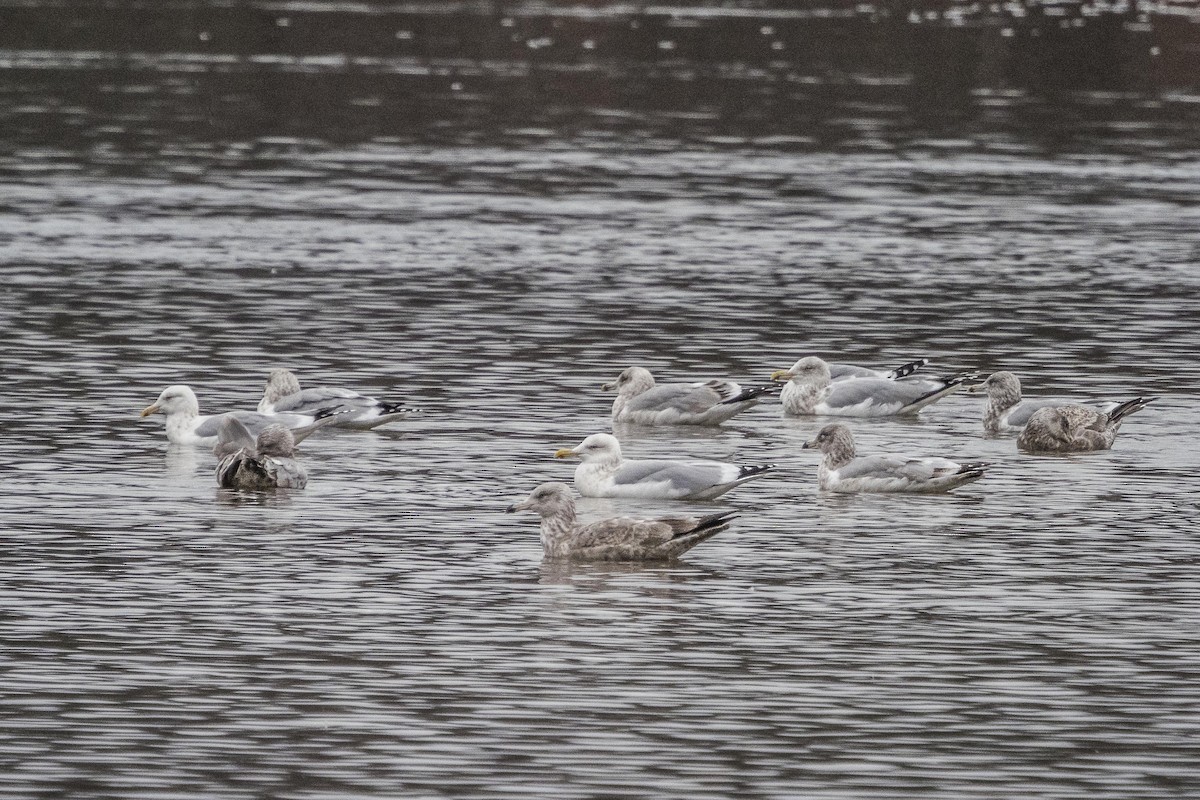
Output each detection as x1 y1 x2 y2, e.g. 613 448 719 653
506 482 735 561
971 371 1147 435
771 357 973 417
602 366 776 426
140 385 340 446
214 418 307 490
1017 398 1155 453
801 424 989 493
554 433 773 500
259 368 416 430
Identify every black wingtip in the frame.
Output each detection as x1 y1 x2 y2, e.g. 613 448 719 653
738 463 776 479
721 384 780 404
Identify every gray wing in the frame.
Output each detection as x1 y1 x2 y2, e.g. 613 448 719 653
271 387 364 414
213 417 257 459
838 455 956 482
829 364 880 380
613 459 733 493
625 384 723 414
1006 399 1070 428
826 378 931 408
198 410 311 439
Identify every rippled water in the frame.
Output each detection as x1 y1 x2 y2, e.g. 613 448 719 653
2 2 1200 798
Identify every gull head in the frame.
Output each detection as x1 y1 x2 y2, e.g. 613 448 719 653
256 424 297 458
141 385 200 418
771 356 831 385
802 423 856 458
601 366 655 395
975 371 1021 404
554 433 622 463
506 482 575 516
263 368 303 404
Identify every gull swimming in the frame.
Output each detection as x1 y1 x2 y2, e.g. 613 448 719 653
801 423 990 493
771 356 973 417
602 366 777 425
507 482 736 561
140 384 341 446
214 418 307 490
259 368 416 430
972 371 1148 435
554 433 773 500
1017 398 1156 453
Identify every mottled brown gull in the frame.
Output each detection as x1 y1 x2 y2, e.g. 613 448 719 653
259 368 416 430
554 433 773 500
214 418 307 490
802 424 989 493
140 385 341 446
601 366 776 426
506 482 735 561
971 371 1150 435
771 357 973 417
1016 398 1155 453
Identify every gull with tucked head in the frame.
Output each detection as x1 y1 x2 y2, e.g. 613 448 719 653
506 482 736 561
801 423 989 493
554 433 774 501
1017 398 1155 453
140 384 342 446
214 418 308 490
771 356 973 417
259 368 417 430
601 366 776 426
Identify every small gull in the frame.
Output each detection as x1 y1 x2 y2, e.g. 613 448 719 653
140 384 341 446
771 356 973 417
1017 398 1155 453
971 371 1146 434
259 368 416 430
214 418 307 490
554 432 773 500
801 423 990 493
602 366 777 426
506 482 736 561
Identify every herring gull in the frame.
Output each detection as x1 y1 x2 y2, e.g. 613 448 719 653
971 371 1149 435
771 357 973 417
554 433 773 500
214 418 307 490
140 385 341 446
506 482 735 561
1016 398 1155 453
801 424 989 493
601 367 776 426
259 368 416 430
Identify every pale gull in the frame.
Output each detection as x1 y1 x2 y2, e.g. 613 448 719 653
971 371 1150 435
602 366 776 426
506 482 736 561
214 418 308 490
259 368 416 430
140 385 340 446
771 356 973 417
1017 398 1155 453
554 433 773 500
801 423 989 493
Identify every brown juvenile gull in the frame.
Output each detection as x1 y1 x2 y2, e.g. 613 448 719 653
506 482 736 561
601 366 777 426
1016 398 1155 453
554 433 774 500
214 418 308 490
801 424 989 493
970 371 1154 435
141 385 342 446
771 356 974 417
258 368 416 430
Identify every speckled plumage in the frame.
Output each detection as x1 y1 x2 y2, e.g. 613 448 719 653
214 419 308 490
1016 398 1155 453
506 482 735 561
602 366 775 426
801 424 989 493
